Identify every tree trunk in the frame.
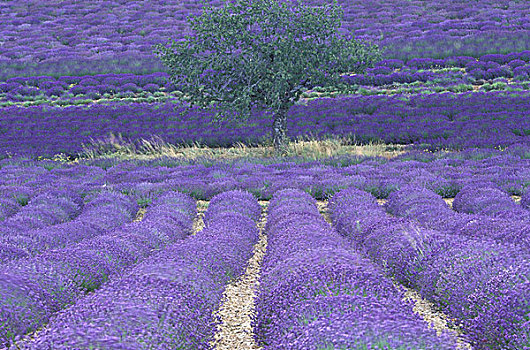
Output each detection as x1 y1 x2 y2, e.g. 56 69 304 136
272 107 288 155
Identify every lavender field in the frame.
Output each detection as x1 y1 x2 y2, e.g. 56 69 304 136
1 0 530 349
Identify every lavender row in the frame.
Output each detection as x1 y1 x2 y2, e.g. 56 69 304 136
385 185 530 251
0 163 107 202
343 62 530 87
0 191 194 347
21 190 259 349
62 145 530 202
1 144 528 204
522 191 530 209
452 182 530 221
2 91 530 157
0 191 138 263
0 142 525 202
329 187 530 349
0 72 172 100
254 188 458 349
0 196 22 222
3 54 530 100
203 189 262 224
0 189 82 236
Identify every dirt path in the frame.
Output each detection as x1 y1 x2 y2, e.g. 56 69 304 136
193 200 208 235
444 198 454 208
211 202 268 350
400 285 472 349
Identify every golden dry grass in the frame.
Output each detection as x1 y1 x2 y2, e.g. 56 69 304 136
80 133 406 162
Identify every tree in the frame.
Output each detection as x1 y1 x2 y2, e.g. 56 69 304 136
154 0 381 153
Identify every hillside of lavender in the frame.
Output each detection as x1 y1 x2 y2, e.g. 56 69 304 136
1 0 529 349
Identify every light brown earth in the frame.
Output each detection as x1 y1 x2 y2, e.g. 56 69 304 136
444 198 454 208
193 200 208 234
400 286 472 349
134 207 146 221
211 202 268 350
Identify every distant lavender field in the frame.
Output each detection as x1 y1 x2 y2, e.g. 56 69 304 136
1 0 529 77
1 91 529 157
1 0 530 158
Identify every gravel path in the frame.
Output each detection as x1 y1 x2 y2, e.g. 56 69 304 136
211 201 268 350
399 285 473 349
193 200 208 235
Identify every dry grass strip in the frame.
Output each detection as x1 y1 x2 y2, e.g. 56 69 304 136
211 201 268 350
81 133 405 161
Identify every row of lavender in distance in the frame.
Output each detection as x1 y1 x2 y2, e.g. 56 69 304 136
452 182 530 221
0 189 82 235
100 145 530 199
2 51 529 98
2 143 528 203
0 191 194 347
329 187 530 349
22 190 259 349
385 185 530 252
254 188 458 349
2 91 529 157
0 167 103 223
0 191 138 264
1 0 529 77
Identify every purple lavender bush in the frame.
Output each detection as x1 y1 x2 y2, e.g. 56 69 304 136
0 191 137 263
0 190 82 235
21 191 258 349
386 185 530 250
0 191 195 347
452 182 530 221
522 190 530 209
0 197 20 221
330 186 530 350
254 188 458 349
204 189 261 224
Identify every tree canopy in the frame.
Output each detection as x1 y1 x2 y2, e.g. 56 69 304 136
154 0 381 152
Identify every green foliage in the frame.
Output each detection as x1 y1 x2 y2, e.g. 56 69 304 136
153 0 381 124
